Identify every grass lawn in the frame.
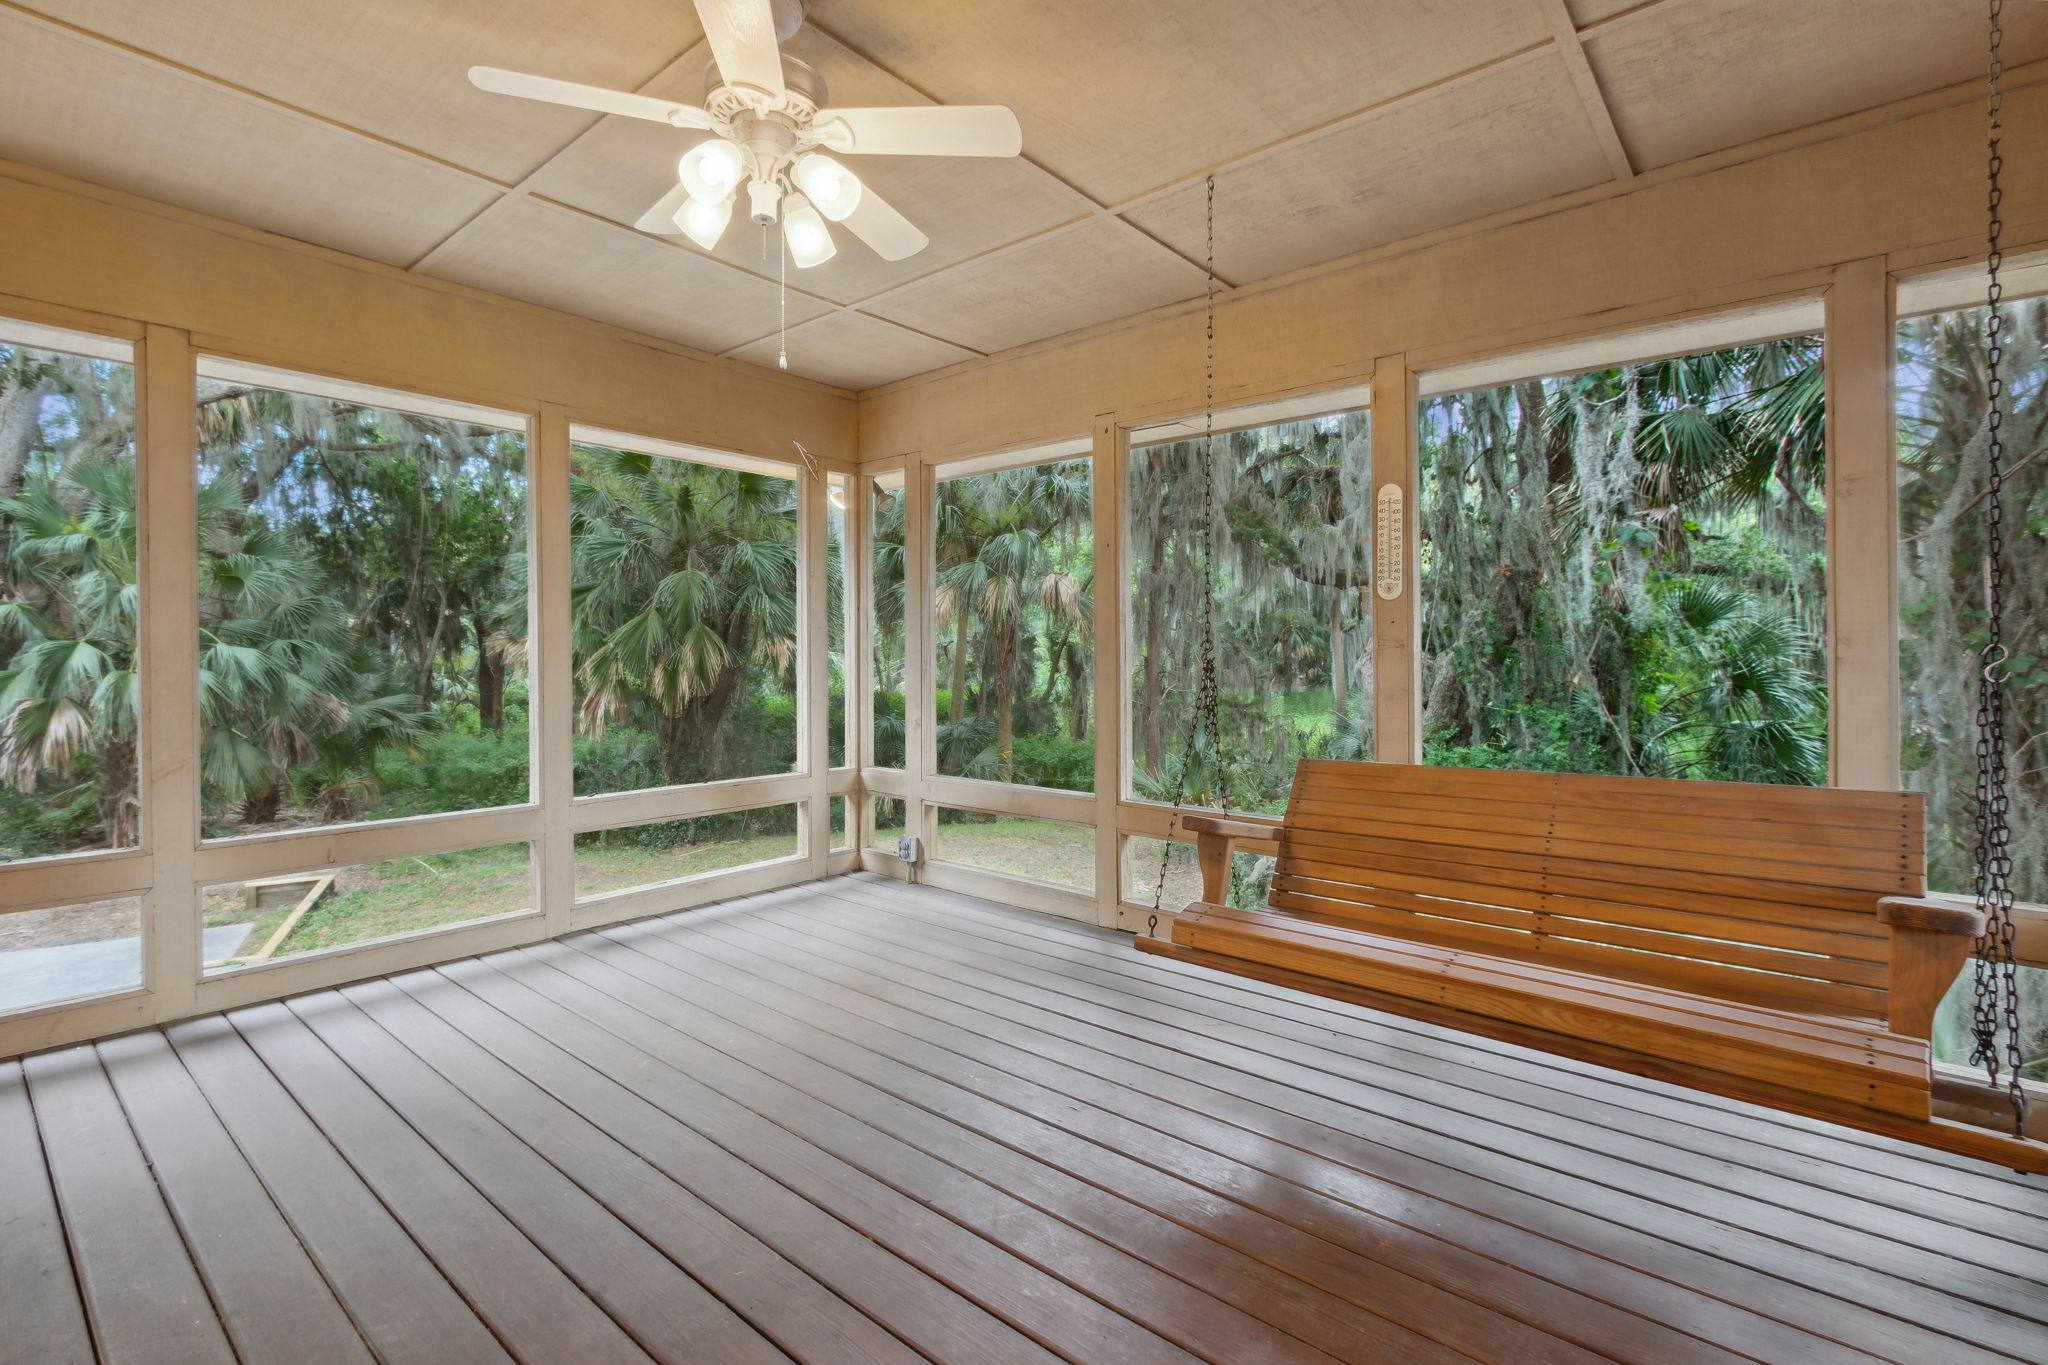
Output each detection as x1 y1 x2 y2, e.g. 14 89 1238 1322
200 816 1203 971
930 817 1096 891
203 834 802 969
573 831 799 899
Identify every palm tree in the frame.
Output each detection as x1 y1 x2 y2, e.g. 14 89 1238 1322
0 452 140 846
197 474 434 823
933 461 1090 785
569 445 799 786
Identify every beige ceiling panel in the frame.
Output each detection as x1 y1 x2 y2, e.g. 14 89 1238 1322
865 217 1207 354
528 26 1088 305
726 310 977 389
418 198 829 354
804 0 1550 203
1124 54 1613 285
0 13 498 265
1586 0 2048 170
26 0 703 183
1566 0 1655 26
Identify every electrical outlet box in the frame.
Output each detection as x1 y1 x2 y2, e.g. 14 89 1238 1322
897 835 922 864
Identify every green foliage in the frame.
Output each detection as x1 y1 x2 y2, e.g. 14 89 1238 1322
933 459 1093 788
1131 414 1373 813
1416 339 1829 788
570 445 798 789
371 725 531 818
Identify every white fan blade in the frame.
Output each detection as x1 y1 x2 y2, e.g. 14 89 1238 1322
694 0 786 97
814 105 1022 158
839 189 929 262
468 66 717 129
633 182 693 235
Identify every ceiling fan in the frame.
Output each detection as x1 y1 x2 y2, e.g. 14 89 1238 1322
467 0 1022 267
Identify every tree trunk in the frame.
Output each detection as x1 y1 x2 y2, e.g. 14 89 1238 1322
948 611 969 725
1140 498 1168 775
1069 656 1088 741
664 664 742 785
993 628 1017 781
473 609 504 733
1329 590 1347 718
100 737 139 848
242 783 283 826
0 373 46 500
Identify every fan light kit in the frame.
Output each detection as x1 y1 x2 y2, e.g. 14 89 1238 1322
468 0 1022 270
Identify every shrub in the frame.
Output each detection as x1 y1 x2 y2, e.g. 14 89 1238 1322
369 724 531 817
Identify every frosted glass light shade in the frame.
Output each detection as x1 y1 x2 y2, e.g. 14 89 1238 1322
793 153 863 222
678 139 745 203
782 195 836 268
674 195 733 250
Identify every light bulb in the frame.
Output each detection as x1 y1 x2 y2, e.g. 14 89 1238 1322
793 153 863 222
678 139 745 204
673 194 732 250
782 195 836 268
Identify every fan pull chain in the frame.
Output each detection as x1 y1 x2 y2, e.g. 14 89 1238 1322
1970 0 2027 1136
1152 173 1223 921
778 229 790 371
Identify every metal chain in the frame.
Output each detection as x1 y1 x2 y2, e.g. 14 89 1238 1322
1970 0 2028 1135
1153 174 1227 918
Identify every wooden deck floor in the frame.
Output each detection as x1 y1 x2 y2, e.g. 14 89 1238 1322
5 874 2046 1365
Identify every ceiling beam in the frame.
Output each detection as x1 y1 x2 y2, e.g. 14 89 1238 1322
1540 0 1635 182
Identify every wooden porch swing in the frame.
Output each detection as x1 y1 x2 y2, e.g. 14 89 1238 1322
1139 762 2048 1173
1139 4 2045 1176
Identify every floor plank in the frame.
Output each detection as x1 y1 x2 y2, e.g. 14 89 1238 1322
692 895 1849 1365
408 959 1070 1365
163 1014 516 1365
228 999 657 1365
587 915 1613 1365
511 938 1328 1365
816 878 2048 1293
340 973 924 1365
20 1045 235 1365
442 952 1183 1365
96 1030 374 1365
878 874 2048 1206
0 1059 93 1365
283 988 792 1365
797 877 2047 1363
872 874 2048 1232
7 873 2045 1365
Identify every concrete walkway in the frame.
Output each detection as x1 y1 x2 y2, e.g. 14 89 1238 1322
0 924 253 1012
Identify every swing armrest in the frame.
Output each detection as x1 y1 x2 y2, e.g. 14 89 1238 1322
1877 894 1987 938
1178 815 1285 843
1177 815 1283 906
1877 895 1986 1040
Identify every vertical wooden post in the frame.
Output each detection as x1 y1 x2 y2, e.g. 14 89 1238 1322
843 469 870 856
137 324 201 1017
845 470 871 777
531 403 575 934
1826 258 1900 789
801 457 830 877
903 456 934 877
1371 355 1422 763
1091 416 1127 924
